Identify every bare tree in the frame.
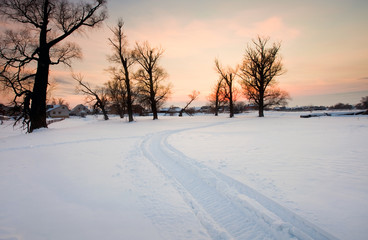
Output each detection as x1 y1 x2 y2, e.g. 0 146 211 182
208 78 229 116
214 59 237 118
105 77 127 118
0 30 36 131
0 0 107 132
133 41 171 120
239 36 286 117
74 74 109 120
107 19 134 122
179 90 200 117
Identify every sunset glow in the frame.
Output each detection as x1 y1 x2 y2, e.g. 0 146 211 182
1 0 367 108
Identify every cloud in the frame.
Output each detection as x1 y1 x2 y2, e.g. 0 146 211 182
54 77 73 86
119 13 302 105
127 14 300 59
230 16 301 41
128 18 228 58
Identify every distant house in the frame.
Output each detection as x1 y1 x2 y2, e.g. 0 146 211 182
47 105 69 118
161 106 181 116
70 104 91 117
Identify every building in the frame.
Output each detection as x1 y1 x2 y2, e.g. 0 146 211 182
70 104 91 117
161 106 181 116
46 105 69 118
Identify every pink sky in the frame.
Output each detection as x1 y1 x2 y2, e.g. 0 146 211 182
1 0 367 108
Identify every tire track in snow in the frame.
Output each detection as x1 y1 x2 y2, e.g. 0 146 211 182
141 125 340 240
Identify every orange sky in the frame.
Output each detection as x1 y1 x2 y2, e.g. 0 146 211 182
1 0 367 108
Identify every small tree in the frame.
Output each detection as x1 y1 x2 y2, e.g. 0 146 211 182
356 96 368 110
0 0 107 132
133 41 171 120
179 90 200 117
105 78 126 118
239 36 287 117
108 19 134 122
74 74 109 120
208 79 227 116
214 59 237 118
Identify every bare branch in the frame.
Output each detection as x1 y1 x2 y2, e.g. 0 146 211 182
73 73 109 120
214 58 237 117
49 0 107 47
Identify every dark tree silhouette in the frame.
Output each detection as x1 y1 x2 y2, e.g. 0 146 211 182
108 19 134 122
241 83 290 110
239 36 286 117
214 59 237 118
105 78 126 118
179 90 200 117
330 103 353 110
356 96 368 110
74 74 109 120
0 0 107 132
133 41 171 120
208 79 227 116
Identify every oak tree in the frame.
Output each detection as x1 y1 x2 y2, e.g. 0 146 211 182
239 36 287 117
133 41 171 120
0 0 107 132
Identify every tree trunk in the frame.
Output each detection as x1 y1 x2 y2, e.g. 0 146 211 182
258 105 264 117
148 74 158 120
30 73 48 131
229 91 234 118
151 100 158 120
101 107 109 120
30 50 50 132
123 60 134 122
229 100 234 118
117 104 124 118
125 78 134 122
258 90 264 117
96 101 109 120
29 0 51 132
215 95 219 116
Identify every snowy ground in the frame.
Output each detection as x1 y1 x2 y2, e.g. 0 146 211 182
0 112 367 240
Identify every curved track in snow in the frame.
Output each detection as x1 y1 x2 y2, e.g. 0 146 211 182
141 124 340 240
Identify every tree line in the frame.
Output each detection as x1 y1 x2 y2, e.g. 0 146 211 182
0 0 172 132
0 0 290 133
73 19 172 122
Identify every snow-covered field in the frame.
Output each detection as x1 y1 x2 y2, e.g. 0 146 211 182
0 112 367 240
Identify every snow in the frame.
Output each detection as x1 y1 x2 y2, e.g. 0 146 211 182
0 112 367 240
